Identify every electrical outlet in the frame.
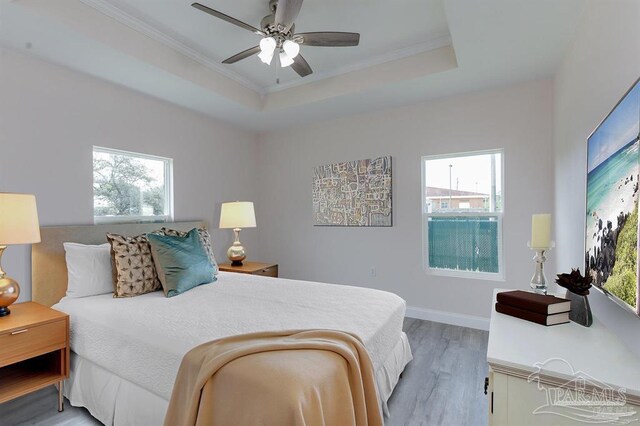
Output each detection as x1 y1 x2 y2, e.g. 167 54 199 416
370 267 377 277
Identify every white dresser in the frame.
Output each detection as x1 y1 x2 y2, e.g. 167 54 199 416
487 290 640 425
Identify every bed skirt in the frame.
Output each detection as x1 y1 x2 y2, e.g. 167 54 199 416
65 332 412 425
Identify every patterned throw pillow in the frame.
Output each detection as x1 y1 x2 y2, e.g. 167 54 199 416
107 233 163 297
161 227 218 275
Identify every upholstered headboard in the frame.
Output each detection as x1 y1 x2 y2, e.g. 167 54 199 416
32 221 206 307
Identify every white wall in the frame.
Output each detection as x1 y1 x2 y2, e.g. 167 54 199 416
0 48 260 302
8 0 638 341
554 0 640 355
256 79 555 326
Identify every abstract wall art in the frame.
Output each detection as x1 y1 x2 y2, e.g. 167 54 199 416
313 156 392 227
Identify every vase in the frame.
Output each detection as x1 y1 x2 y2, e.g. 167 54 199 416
565 290 593 327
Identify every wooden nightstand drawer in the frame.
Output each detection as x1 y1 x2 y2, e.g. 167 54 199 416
219 262 279 277
0 319 66 367
0 302 69 410
253 265 278 277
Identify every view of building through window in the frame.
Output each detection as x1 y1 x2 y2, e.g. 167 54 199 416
424 152 502 213
93 147 173 223
422 150 503 277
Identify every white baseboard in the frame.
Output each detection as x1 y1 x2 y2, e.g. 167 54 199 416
405 306 490 331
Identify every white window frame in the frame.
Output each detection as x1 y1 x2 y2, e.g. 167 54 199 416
421 149 505 281
93 146 174 224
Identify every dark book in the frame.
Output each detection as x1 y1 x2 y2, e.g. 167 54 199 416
495 303 570 326
496 290 571 315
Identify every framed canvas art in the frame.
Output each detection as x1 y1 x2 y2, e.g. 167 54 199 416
313 156 392 227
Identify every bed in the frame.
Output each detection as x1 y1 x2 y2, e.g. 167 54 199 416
32 222 413 425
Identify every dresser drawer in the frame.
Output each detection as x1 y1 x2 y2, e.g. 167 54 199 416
253 265 278 277
0 319 67 367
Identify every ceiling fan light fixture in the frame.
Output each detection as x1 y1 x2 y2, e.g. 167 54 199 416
259 36 277 54
279 51 294 67
258 36 276 64
258 50 273 65
191 1 360 79
282 40 300 59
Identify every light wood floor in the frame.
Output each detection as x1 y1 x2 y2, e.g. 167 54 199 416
387 319 489 426
0 318 489 426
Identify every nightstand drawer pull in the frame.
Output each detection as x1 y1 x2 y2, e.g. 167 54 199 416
10 329 29 335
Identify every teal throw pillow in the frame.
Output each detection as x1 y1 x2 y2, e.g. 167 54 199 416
147 228 216 297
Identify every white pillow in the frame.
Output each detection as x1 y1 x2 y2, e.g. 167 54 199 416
64 242 113 298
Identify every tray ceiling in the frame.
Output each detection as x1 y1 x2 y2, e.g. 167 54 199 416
90 0 451 92
0 0 585 131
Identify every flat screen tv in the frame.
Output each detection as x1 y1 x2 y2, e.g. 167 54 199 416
586 77 640 317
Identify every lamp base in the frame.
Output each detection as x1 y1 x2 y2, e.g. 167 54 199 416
227 228 247 266
0 273 20 317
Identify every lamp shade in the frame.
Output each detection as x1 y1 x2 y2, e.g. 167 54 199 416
258 37 276 65
0 193 41 245
219 202 256 229
282 40 300 59
259 37 276 55
280 51 294 67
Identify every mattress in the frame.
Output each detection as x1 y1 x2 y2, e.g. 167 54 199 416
53 272 409 404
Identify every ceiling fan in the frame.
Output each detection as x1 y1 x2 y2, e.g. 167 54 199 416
191 0 360 78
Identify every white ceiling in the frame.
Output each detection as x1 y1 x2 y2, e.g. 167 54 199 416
0 0 585 131
97 0 451 91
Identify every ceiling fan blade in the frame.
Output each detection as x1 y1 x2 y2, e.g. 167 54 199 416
191 3 264 35
222 46 261 64
297 32 360 47
291 54 312 77
274 0 303 32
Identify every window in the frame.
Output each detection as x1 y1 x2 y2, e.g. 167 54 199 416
422 150 503 279
93 147 173 224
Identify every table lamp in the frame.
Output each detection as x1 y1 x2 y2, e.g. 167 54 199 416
0 193 41 317
219 201 256 266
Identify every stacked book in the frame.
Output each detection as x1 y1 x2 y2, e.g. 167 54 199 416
496 290 571 326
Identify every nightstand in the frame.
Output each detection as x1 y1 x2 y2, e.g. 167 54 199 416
218 262 279 278
0 302 69 412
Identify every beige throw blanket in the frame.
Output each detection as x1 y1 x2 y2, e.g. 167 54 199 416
164 330 383 426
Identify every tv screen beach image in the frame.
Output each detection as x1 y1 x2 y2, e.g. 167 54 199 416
586 79 640 315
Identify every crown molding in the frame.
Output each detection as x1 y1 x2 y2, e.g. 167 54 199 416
78 0 452 98
264 33 453 94
78 0 264 94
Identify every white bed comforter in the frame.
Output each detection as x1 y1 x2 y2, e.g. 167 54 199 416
54 272 407 401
